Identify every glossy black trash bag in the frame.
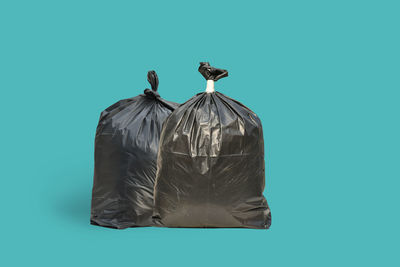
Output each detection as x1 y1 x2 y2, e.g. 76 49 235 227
154 62 271 229
91 71 179 229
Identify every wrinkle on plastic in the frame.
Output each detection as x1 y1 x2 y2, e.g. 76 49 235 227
91 71 179 229
153 62 271 229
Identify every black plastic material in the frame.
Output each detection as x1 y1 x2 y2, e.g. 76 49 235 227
153 63 271 229
91 71 179 229
198 62 228 81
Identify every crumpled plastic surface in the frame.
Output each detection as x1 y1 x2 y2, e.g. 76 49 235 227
153 63 271 229
91 71 179 229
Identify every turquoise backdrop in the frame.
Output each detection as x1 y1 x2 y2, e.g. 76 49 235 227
1 1 399 266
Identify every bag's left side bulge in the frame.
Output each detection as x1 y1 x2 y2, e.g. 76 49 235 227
91 71 179 229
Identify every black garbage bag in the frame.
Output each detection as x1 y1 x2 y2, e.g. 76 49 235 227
91 71 179 229
153 62 271 229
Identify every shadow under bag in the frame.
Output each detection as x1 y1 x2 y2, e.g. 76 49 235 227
154 62 271 229
91 71 179 229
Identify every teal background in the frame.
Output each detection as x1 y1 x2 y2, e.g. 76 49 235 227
1 0 399 266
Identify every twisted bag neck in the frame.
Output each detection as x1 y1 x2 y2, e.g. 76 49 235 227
144 70 160 99
198 62 228 93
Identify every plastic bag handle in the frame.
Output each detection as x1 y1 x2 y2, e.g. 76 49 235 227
198 62 228 81
144 70 160 98
147 70 159 91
